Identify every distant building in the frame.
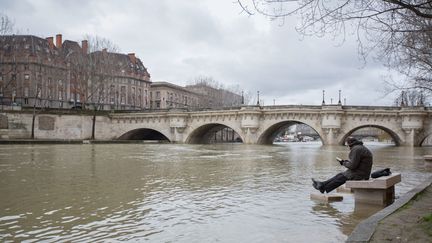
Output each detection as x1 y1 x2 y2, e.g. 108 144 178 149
0 34 151 110
185 83 242 108
150 81 201 109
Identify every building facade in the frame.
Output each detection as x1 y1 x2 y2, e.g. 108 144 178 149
150 81 201 109
185 83 242 108
0 34 151 110
1 34 243 111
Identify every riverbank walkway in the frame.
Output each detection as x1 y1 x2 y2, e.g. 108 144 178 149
347 176 432 242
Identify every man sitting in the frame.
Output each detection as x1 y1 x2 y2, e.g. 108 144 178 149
312 137 373 193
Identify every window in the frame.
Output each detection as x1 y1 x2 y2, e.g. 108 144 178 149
120 86 126 104
132 87 136 106
24 74 30 80
138 88 142 107
110 85 115 104
58 80 63 100
48 78 52 98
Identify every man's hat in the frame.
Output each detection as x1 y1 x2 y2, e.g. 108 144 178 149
346 136 359 146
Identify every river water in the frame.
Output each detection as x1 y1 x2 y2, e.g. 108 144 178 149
0 143 431 242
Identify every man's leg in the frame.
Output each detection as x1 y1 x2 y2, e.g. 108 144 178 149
321 173 347 193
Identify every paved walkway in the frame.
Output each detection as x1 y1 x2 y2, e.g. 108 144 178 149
347 176 432 242
369 184 432 242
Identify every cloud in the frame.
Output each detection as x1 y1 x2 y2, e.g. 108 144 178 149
0 0 398 106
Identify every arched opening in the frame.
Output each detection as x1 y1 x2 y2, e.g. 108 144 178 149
186 124 243 144
342 125 399 146
259 121 322 145
118 128 170 142
420 134 432 147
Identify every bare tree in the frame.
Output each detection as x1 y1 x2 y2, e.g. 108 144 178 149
0 13 14 35
0 14 15 110
188 76 245 108
84 35 120 139
237 1 432 97
394 89 425 107
83 34 120 53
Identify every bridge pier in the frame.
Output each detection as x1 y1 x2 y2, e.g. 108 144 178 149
401 128 421 146
170 127 185 143
240 128 259 144
320 128 340 146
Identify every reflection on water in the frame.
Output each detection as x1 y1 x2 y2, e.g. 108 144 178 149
0 143 431 242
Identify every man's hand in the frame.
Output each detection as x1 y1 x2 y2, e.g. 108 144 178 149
336 157 344 165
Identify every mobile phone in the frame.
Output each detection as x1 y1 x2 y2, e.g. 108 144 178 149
336 157 343 162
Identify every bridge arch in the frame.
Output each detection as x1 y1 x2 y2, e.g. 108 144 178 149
339 125 401 146
186 123 244 144
117 128 170 141
419 133 432 147
257 120 323 145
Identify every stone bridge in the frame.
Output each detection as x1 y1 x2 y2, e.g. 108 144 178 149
97 105 432 146
1 105 431 146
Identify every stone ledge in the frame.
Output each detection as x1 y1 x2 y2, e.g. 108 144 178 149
346 176 432 243
310 193 343 203
424 155 432 161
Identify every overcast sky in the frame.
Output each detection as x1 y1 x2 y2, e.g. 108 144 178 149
1 0 400 106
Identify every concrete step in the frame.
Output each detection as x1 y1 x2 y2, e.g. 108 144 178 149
310 193 343 202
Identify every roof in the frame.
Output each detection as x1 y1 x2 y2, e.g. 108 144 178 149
151 81 201 95
89 51 150 79
0 34 151 80
0 35 61 59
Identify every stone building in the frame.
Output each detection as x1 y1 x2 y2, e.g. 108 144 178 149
185 83 242 108
150 81 201 109
0 34 151 110
149 82 243 110
1 33 244 111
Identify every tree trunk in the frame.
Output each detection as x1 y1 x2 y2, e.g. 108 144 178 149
91 108 96 140
31 105 36 139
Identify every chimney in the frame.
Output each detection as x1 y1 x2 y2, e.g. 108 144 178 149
81 40 88 54
128 53 136 64
46 37 54 50
56 34 62 48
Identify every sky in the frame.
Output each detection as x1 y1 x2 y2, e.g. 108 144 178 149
1 0 401 106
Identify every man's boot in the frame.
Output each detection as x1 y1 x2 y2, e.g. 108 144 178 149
311 178 325 193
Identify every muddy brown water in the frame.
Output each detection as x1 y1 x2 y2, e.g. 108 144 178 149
1 142 431 242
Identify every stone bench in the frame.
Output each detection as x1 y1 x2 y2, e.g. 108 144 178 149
345 173 401 206
424 155 432 161
336 185 353 193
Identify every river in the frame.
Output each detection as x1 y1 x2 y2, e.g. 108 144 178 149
0 143 431 242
